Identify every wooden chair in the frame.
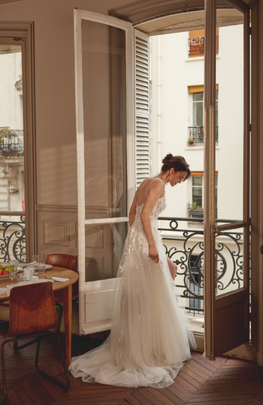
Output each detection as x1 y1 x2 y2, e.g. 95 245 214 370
46 254 78 302
0 282 69 405
46 254 78 357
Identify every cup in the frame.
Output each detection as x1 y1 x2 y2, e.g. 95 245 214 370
24 267 35 281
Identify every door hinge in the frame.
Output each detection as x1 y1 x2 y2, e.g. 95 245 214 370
249 124 252 132
249 26 252 36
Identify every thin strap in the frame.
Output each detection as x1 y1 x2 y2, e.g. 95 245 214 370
145 179 155 196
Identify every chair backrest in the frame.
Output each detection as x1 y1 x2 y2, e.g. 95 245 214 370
8 282 58 337
46 254 77 272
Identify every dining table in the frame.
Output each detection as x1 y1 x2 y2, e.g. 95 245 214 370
0 266 78 368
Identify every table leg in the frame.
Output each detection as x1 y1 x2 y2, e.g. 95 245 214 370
63 284 72 368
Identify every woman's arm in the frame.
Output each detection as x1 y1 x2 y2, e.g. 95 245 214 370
129 190 138 226
140 180 165 263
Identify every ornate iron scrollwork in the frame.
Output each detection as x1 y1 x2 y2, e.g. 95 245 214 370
160 216 244 313
0 216 26 262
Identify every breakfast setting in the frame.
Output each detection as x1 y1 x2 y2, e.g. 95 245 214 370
0 255 70 297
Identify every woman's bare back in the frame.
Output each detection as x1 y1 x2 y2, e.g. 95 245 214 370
136 177 165 207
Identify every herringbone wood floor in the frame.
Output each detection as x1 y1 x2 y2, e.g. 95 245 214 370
0 334 262 405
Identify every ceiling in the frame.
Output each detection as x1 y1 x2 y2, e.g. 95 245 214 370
135 8 245 35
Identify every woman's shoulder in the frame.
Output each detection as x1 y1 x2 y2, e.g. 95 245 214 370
144 177 165 196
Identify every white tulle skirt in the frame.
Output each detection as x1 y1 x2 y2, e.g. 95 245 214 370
69 217 196 388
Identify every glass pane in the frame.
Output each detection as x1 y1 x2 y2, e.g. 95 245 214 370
82 20 127 221
0 44 25 262
216 4 244 295
192 176 202 186
85 222 127 281
193 92 203 126
193 92 203 102
0 45 24 213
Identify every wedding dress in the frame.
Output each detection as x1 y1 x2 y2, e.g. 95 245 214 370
69 183 195 388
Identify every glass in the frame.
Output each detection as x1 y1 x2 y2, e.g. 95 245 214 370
82 20 127 221
32 255 39 269
192 175 203 207
0 43 25 263
0 45 24 213
8 260 18 283
85 222 127 282
215 3 244 294
36 263 46 273
193 92 203 126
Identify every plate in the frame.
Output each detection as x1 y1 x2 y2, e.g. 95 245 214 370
21 264 53 270
0 275 10 281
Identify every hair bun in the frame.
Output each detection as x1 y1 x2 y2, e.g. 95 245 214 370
162 153 173 163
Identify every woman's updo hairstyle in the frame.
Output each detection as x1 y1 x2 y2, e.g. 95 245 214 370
161 154 191 181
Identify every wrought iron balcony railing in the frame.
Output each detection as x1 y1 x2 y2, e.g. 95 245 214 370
158 216 244 314
0 214 26 263
188 126 218 144
0 213 244 319
0 129 24 158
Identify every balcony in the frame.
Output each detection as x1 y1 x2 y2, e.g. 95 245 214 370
0 129 24 158
0 214 244 317
158 216 244 315
188 125 218 145
188 35 219 57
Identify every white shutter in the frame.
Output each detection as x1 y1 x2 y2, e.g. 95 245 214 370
135 30 150 188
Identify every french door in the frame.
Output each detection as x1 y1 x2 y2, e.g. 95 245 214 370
74 10 135 334
204 0 250 359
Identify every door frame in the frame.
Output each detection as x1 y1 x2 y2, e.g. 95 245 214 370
204 0 250 359
0 22 36 262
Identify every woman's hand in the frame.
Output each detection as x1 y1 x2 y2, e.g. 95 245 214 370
149 244 159 263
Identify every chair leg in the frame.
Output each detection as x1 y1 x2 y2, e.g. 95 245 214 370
0 340 9 405
13 336 39 351
35 334 70 389
54 303 65 359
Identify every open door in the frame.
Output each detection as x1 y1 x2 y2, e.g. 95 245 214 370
204 0 250 358
74 10 150 334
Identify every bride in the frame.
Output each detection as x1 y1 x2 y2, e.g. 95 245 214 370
69 154 196 388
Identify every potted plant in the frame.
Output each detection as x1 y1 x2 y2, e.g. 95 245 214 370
188 201 204 218
188 138 195 145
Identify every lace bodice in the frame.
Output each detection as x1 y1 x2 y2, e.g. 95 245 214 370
134 195 166 223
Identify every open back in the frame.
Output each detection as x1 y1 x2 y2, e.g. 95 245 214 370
135 178 165 207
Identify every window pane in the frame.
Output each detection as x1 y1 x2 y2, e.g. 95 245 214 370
82 20 127 221
193 92 203 126
193 92 203 102
0 44 25 263
192 176 202 186
216 6 244 294
85 222 127 280
0 45 24 213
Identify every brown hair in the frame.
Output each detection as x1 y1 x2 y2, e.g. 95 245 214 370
161 154 191 181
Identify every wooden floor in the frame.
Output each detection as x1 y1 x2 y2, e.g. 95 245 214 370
0 333 262 405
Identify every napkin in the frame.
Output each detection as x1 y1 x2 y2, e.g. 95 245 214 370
51 277 69 282
0 288 8 296
5 278 53 295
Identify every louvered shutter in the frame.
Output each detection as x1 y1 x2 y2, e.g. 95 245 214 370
135 30 150 188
